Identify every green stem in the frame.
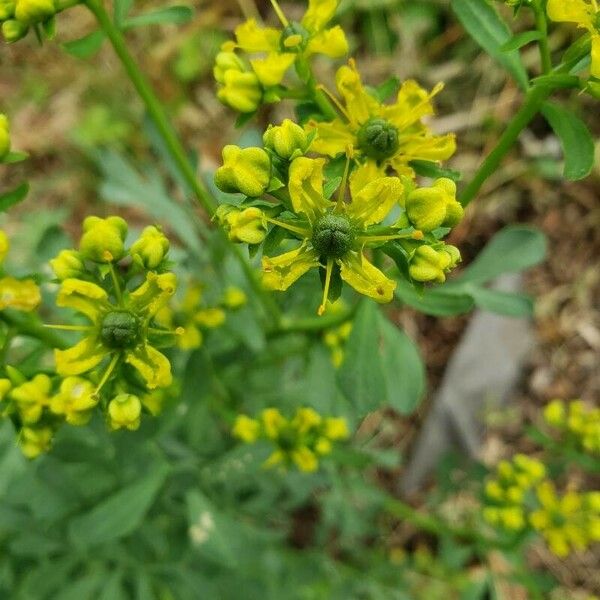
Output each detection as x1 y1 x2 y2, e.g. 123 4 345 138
0 311 68 349
460 85 552 206
533 0 552 74
84 0 281 325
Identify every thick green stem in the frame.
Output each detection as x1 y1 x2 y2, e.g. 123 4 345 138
1 311 68 349
84 0 281 325
533 0 552 74
460 85 552 206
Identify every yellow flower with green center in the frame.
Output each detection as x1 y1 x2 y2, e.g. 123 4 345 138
0 229 41 312
233 406 350 472
232 0 348 88
547 0 600 78
308 60 456 178
52 272 177 391
261 157 405 314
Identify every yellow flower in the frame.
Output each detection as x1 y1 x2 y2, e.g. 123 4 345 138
79 216 128 263
222 286 247 309
232 0 348 87
50 376 97 426
292 407 322 434
18 425 53 458
324 417 349 440
308 60 456 178
216 205 268 245
0 276 41 311
261 407 286 439
291 446 319 472
544 398 566 428
0 114 10 160
263 119 309 160
405 178 464 232
53 273 176 390
50 250 85 281
409 244 461 284
2 19 27 43
130 225 170 270
108 393 142 430
500 506 526 530
233 414 261 443
547 0 600 78
261 157 403 313
14 0 54 25
10 373 52 424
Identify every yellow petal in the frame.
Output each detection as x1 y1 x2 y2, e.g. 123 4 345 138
291 446 319 472
335 61 379 126
348 162 387 198
308 118 355 157
301 0 338 32
250 53 296 87
346 176 403 227
306 26 348 58
262 245 320 291
194 308 226 328
55 336 106 376
288 157 330 223
0 277 41 312
178 324 203 350
546 0 594 26
338 251 396 303
383 81 443 130
591 34 600 78
235 19 281 52
128 272 177 319
57 278 109 322
125 343 172 389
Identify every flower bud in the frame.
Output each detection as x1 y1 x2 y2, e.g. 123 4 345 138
214 145 271 198
14 0 54 24
1 18 27 43
409 245 458 284
222 286 247 309
543 399 565 428
50 249 84 280
263 119 309 161
405 178 464 232
79 215 128 262
108 393 142 431
233 414 261 443
215 205 267 245
130 225 169 269
19 426 53 458
213 50 245 84
217 70 262 113
0 114 9 161
0 0 15 20
0 229 9 264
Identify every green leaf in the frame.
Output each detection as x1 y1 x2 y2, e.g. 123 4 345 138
123 6 194 29
500 30 541 52
458 225 547 284
98 572 127 600
67 462 168 548
466 286 534 317
409 159 462 182
378 316 425 415
62 30 105 59
370 76 400 102
451 0 529 90
0 182 29 212
2 150 29 164
337 301 386 415
541 101 595 181
114 0 134 26
394 279 475 316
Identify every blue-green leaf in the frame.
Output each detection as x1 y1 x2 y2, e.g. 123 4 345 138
395 279 475 317
500 30 541 52
451 0 529 90
62 30 105 59
123 6 193 30
541 101 595 181
0 182 29 213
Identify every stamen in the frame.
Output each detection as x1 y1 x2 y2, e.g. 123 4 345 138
316 84 351 121
108 262 123 306
93 353 120 399
318 258 334 316
335 150 352 211
265 216 311 237
269 0 289 27
44 324 94 331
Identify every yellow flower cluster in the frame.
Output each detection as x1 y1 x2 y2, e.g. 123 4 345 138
214 1 463 314
483 454 547 531
0 229 41 313
544 399 600 455
215 0 348 113
483 453 600 557
233 407 349 472
0 0 73 43
156 282 246 351
530 482 600 557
